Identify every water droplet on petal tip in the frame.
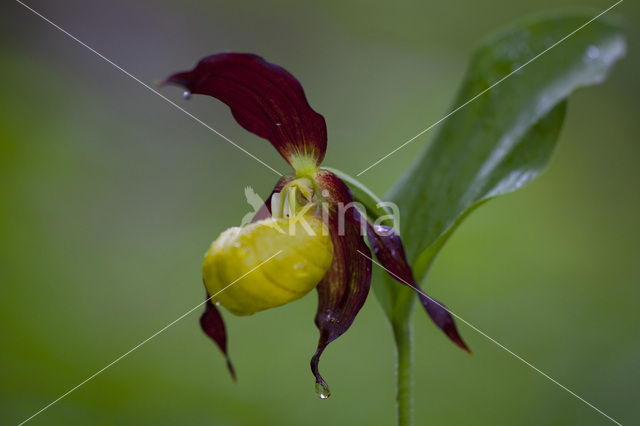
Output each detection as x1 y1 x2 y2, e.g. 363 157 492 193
183 90 192 100
315 381 330 399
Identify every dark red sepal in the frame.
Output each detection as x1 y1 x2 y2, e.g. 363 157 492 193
200 295 236 380
311 170 372 392
365 223 470 353
162 53 327 167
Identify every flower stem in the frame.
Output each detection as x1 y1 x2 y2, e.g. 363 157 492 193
393 320 413 426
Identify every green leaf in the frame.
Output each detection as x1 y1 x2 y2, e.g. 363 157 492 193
371 14 626 322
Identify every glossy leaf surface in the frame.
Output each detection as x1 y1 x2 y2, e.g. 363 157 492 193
368 15 625 322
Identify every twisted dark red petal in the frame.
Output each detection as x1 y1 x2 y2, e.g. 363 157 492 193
162 53 327 166
364 223 470 353
311 170 372 391
200 295 236 379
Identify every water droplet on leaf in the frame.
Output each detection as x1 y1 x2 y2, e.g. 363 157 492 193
183 90 192 100
215 301 221 306
585 45 600 61
315 381 330 399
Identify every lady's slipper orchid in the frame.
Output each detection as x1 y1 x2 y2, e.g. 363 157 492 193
162 53 468 396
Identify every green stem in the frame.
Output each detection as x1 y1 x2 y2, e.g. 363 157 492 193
393 320 413 426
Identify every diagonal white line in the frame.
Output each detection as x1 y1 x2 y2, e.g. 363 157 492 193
15 0 283 177
358 250 622 425
356 0 624 176
17 250 283 426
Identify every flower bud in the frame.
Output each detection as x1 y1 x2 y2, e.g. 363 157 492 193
203 215 333 316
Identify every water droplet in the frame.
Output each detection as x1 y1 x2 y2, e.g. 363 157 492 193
215 301 221 306
315 381 330 399
183 90 192 100
275 122 282 126
585 45 600 60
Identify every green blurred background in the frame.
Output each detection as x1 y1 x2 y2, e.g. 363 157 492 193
2 0 638 424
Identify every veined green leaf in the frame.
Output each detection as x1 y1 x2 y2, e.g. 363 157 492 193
371 15 625 322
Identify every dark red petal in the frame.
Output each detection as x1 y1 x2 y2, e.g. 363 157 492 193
162 53 327 167
311 171 372 394
251 175 293 223
364 223 470 353
200 295 236 380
